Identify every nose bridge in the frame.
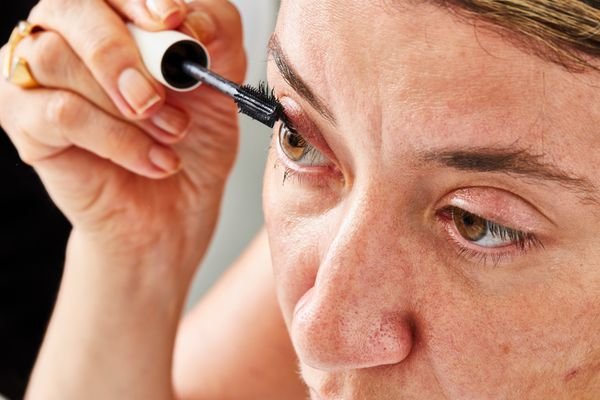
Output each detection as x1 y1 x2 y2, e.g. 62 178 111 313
293 186 415 371
323 185 412 298
332 201 392 282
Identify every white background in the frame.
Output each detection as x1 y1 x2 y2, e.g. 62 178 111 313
186 0 279 308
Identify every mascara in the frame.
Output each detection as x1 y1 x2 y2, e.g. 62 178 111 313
128 24 284 128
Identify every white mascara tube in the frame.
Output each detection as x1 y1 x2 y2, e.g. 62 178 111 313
127 24 210 92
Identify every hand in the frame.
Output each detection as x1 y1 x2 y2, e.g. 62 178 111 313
0 0 247 281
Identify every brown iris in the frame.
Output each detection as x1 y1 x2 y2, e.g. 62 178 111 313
279 124 308 161
453 209 487 241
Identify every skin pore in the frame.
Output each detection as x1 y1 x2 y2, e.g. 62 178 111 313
263 1 600 399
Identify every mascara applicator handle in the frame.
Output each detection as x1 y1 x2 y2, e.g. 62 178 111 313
127 24 210 92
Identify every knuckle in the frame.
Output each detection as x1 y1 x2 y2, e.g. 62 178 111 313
30 0 72 21
105 123 137 157
18 145 37 166
46 91 83 127
32 32 67 76
103 126 148 165
84 29 133 68
13 129 41 165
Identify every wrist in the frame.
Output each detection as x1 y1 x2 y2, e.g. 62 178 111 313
27 233 185 400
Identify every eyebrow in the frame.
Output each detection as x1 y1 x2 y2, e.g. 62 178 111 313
421 146 599 202
267 34 336 125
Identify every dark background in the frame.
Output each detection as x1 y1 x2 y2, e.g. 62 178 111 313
1 2 70 399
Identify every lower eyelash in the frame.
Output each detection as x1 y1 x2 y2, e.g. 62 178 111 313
272 159 304 186
453 244 516 267
282 166 296 185
273 145 341 187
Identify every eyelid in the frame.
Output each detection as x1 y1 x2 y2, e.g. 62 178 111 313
438 187 553 234
279 97 338 163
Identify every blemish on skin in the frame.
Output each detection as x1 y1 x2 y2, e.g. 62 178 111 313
564 368 579 382
501 344 511 355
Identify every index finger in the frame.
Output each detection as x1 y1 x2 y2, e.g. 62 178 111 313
28 0 185 119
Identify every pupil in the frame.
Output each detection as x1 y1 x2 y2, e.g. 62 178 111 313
287 131 305 148
279 124 308 161
453 209 487 241
462 214 475 227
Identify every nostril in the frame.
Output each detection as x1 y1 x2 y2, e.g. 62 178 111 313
367 314 415 365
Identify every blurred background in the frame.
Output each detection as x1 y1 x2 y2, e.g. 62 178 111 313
0 1 278 398
187 0 278 308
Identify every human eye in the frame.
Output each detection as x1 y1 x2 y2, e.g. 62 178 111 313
437 206 544 265
274 117 340 185
278 121 329 167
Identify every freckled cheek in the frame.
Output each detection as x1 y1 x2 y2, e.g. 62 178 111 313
263 209 324 326
417 285 600 396
263 161 333 326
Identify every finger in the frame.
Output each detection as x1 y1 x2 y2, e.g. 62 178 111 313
13 30 118 116
185 0 246 82
159 1 246 186
13 31 192 143
180 6 218 44
0 83 181 179
110 0 186 29
167 0 247 120
29 0 171 119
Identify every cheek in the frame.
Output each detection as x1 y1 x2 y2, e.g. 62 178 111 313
263 152 336 326
419 273 600 398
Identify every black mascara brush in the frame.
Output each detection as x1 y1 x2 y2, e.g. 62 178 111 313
128 24 285 129
181 61 284 128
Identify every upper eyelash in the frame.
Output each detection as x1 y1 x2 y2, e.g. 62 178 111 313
484 219 540 250
438 207 544 266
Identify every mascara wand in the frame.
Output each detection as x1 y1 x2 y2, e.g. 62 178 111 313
182 61 283 128
127 24 284 129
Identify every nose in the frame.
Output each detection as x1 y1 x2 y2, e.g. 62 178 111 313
291 193 416 371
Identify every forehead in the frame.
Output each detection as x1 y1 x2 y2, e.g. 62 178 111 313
275 0 600 178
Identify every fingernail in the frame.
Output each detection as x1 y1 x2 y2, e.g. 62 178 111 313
151 104 190 136
118 68 162 115
149 145 181 173
182 11 217 44
146 0 182 23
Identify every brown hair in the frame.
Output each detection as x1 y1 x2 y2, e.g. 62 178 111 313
434 0 600 71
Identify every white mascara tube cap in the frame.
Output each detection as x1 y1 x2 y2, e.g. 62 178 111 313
127 24 210 92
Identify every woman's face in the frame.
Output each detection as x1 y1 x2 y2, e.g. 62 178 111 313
263 1 600 398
